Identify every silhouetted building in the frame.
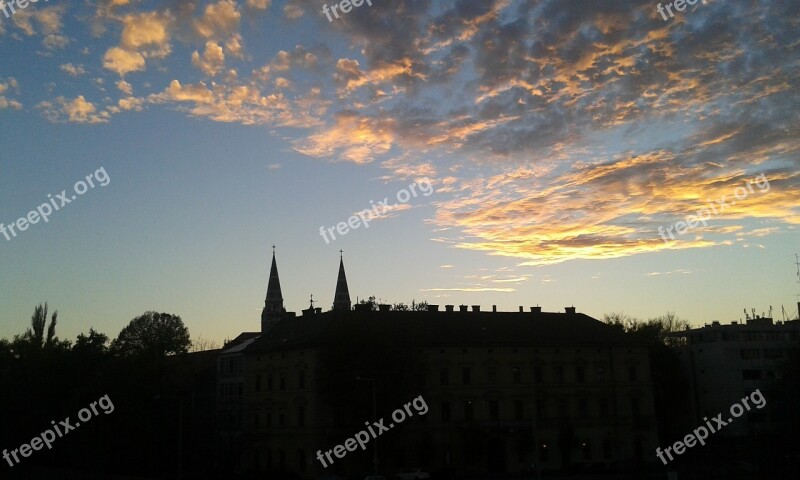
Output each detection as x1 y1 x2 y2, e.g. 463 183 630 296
669 316 800 436
232 253 660 477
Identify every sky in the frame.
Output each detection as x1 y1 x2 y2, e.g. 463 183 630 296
0 0 798 346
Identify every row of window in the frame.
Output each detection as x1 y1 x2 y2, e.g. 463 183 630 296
254 406 306 428
253 438 632 472
219 382 243 401
436 364 638 386
436 397 642 422
255 371 305 392
254 448 306 474
248 395 643 430
219 356 244 376
740 348 785 360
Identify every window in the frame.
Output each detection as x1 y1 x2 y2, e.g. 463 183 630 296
441 402 451 422
628 365 637 382
631 397 641 418
266 410 272 426
487 368 497 385
280 373 286 390
581 441 591 460
267 373 274 391
514 400 524 420
740 348 760 360
557 398 568 418
279 410 285 427
539 443 549 462
763 348 784 359
440 367 449 385
599 398 609 417
462 366 471 385
534 366 543 384
578 398 588 418
464 401 473 421
512 367 521 384
298 371 306 390
254 410 260 428
576 366 585 383
742 369 762 380
536 399 546 420
597 366 607 382
298 406 305 427
297 449 306 473
603 439 613 459
489 400 500 421
255 374 261 392
554 366 564 383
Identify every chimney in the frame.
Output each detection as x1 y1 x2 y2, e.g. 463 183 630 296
530 306 542 314
445 305 454 312
459 305 468 312
428 304 439 312
472 305 481 312
797 302 800 320
492 305 497 312
519 306 523 313
565 306 576 314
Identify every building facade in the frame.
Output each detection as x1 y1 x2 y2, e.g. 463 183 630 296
670 316 800 436
228 252 660 478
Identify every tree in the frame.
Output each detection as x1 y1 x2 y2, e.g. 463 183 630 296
190 336 220 352
357 295 379 311
73 328 109 356
411 299 429 311
111 312 191 357
13 303 71 356
602 311 692 447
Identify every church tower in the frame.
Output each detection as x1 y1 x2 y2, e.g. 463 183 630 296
261 247 286 332
332 251 351 312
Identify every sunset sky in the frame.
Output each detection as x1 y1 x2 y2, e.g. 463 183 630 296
1 0 798 345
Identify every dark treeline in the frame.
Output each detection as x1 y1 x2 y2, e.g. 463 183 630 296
0 304 220 479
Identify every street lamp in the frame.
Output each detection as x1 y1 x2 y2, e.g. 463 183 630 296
356 376 378 475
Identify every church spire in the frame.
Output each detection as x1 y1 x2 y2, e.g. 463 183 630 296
332 250 351 312
261 246 286 331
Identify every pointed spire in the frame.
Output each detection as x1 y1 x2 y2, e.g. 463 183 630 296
333 250 351 312
261 246 286 331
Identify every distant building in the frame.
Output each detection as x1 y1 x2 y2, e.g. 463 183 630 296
217 331 260 470
230 251 660 477
669 316 800 436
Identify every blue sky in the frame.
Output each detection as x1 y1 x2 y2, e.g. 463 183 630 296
1 0 799 346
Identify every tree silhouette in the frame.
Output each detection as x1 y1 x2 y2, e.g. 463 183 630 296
74 328 109 356
111 311 191 357
12 303 70 356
